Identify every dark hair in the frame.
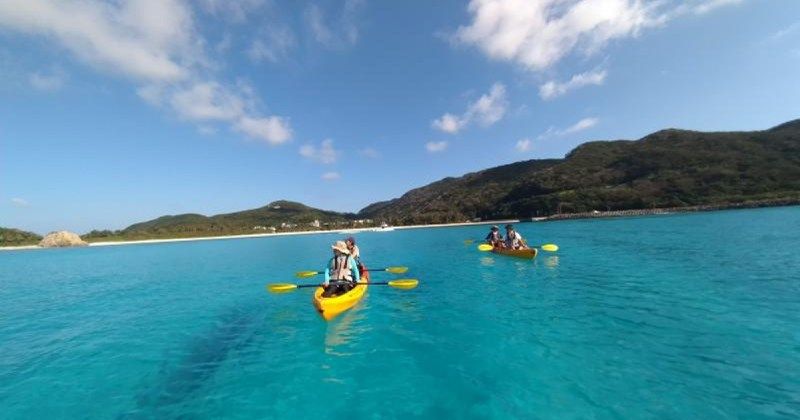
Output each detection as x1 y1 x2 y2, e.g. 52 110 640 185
505 224 514 229
346 236 356 245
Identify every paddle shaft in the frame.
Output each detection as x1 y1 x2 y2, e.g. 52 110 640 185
294 281 390 288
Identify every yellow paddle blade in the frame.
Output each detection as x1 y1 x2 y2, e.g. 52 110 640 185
540 244 559 252
385 266 409 274
387 279 419 289
477 244 494 251
295 271 320 278
267 283 299 293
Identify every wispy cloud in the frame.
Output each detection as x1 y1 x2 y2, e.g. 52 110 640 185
539 69 607 100
29 69 65 92
248 27 295 63
300 139 340 164
0 0 293 145
768 21 800 42
515 138 532 152
539 117 599 139
425 141 448 153
11 197 29 207
199 0 266 23
321 171 341 181
359 147 381 158
454 0 744 72
305 0 364 49
432 83 508 134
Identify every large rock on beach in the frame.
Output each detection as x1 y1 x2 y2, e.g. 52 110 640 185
39 231 88 248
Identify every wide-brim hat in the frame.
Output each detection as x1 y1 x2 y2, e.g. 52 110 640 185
332 240 350 254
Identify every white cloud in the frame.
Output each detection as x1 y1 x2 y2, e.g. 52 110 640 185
248 27 295 63
170 82 245 121
321 171 341 181
11 198 29 207
539 117 599 139
0 0 292 146
359 147 380 158
454 0 743 72
563 117 598 134
425 141 448 153
235 116 292 145
539 69 607 100
432 83 508 134
300 139 339 163
432 113 466 134
768 22 800 42
29 70 65 92
305 0 364 48
515 138 532 152
692 0 742 15
199 0 266 22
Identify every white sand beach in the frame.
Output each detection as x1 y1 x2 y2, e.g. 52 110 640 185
0 219 520 251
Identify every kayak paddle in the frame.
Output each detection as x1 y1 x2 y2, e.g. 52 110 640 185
295 266 408 278
267 279 419 293
477 243 559 252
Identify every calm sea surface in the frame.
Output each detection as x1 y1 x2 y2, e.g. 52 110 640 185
1 207 799 419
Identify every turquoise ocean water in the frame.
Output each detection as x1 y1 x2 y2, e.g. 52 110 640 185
1 207 799 419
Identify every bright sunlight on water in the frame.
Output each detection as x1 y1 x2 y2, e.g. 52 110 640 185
1 207 799 418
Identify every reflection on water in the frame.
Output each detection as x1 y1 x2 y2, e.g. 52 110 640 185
544 256 559 269
480 257 495 266
324 303 369 356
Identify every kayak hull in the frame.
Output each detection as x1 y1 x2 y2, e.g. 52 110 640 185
492 247 538 260
312 266 369 321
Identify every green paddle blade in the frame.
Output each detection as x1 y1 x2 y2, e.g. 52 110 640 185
295 271 320 278
267 283 299 293
387 279 419 289
385 266 409 274
477 244 494 251
540 244 559 252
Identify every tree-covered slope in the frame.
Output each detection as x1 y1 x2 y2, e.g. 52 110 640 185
359 120 800 224
0 227 42 246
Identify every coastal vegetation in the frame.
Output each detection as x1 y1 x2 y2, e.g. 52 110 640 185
0 227 42 246
3 120 799 246
361 120 800 224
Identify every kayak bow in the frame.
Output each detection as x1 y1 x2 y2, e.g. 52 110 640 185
312 266 370 321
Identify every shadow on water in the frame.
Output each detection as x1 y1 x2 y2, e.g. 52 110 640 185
121 304 264 418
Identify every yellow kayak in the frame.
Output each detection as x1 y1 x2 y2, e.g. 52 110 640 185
492 247 538 260
312 266 370 321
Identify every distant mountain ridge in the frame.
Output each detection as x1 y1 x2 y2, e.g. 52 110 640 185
4 119 799 246
359 119 800 224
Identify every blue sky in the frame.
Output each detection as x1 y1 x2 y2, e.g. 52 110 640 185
1 0 799 234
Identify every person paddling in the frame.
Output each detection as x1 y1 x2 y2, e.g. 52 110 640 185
345 236 362 267
505 224 528 250
485 225 504 249
323 241 360 297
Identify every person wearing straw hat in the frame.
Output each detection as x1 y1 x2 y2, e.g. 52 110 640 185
322 240 361 297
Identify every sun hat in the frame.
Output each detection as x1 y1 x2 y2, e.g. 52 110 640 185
505 224 514 229
491 225 499 231
331 240 350 254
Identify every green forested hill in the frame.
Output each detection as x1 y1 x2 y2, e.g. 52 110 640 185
0 227 42 246
82 200 357 242
74 119 800 240
359 120 800 224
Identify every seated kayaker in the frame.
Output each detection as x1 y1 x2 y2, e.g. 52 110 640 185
505 224 528 249
323 240 361 297
485 225 504 248
345 236 362 268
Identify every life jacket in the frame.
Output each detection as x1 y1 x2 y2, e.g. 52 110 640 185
506 231 520 248
330 255 353 281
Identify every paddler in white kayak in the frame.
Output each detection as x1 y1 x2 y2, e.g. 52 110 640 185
322 240 361 297
504 224 529 250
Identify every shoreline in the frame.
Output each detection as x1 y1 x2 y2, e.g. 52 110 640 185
0 219 520 251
